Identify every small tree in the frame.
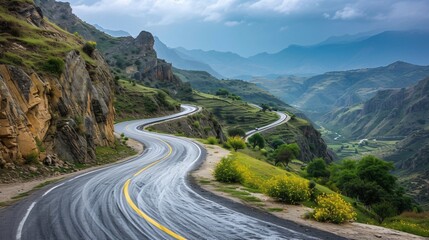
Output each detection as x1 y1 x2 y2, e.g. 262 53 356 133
261 103 270 112
274 143 300 166
270 139 285 149
372 202 397 223
227 128 246 138
307 158 330 178
227 136 246 151
248 133 265 149
215 88 229 97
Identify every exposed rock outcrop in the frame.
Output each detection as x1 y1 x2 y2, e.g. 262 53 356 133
0 1 115 168
0 50 114 165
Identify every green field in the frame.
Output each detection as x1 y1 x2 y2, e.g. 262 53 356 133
188 91 279 132
327 139 398 160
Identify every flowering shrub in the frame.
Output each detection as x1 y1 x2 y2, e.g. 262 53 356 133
214 157 242 183
264 175 310 204
237 165 263 189
313 193 356 224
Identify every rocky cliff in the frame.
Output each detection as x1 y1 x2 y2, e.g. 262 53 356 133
34 0 191 98
0 0 114 170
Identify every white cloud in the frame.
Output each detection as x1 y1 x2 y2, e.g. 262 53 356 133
249 0 299 13
224 20 243 27
332 6 363 20
71 0 429 27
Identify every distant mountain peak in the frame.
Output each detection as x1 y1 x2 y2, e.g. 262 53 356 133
93 24 131 37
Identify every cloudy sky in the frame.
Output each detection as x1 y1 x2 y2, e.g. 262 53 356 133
66 0 429 56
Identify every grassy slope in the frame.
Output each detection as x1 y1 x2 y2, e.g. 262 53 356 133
114 80 180 122
0 1 94 71
188 91 279 132
222 151 428 237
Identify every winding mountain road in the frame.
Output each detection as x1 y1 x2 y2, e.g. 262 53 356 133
245 110 289 141
0 105 341 240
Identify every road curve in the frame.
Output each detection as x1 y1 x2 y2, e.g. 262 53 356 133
245 110 289 141
0 105 342 240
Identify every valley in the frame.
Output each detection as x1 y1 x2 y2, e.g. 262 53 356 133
0 0 428 239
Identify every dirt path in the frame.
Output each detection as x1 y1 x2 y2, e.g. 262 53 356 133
192 144 425 240
0 136 143 204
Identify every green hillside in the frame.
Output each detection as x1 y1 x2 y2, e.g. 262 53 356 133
174 68 288 109
188 91 279 132
114 80 180 122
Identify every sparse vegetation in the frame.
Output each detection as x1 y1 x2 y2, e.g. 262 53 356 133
23 152 39 164
207 136 218 145
41 57 65 76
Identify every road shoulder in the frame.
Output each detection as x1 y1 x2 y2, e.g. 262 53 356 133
0 135 143 204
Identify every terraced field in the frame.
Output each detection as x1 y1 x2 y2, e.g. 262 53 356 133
188 91 279 132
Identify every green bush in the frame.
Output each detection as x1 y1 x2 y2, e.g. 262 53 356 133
214 157 242 183
83 41 97 56
307 158 330 178
313 193 356 224
264 175 310 204
192 120 200 128
42 57 65 75
227 136 246 151
207 136 218 145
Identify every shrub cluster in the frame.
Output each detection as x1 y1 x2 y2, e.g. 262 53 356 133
206 136 218 145
83 41 97 56
214 157 242 183
42 57 65 76
313 193 356 223
264 175 310 204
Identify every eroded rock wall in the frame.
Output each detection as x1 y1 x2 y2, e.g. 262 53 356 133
0 50 114 167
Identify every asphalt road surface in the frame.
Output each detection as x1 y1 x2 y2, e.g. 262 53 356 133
0 105 342 240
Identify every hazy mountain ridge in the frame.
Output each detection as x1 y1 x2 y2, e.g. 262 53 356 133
154 37 223 78
165 31 429 78
93 24 131 37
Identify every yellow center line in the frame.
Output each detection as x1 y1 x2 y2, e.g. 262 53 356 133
122 135 186 240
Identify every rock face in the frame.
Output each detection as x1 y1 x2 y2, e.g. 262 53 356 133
0 50 114 165
35 0 189 97
0 1 115 167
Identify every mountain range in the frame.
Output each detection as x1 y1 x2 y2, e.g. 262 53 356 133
321 77 429 207
155 31 429 78
251 61 429 120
